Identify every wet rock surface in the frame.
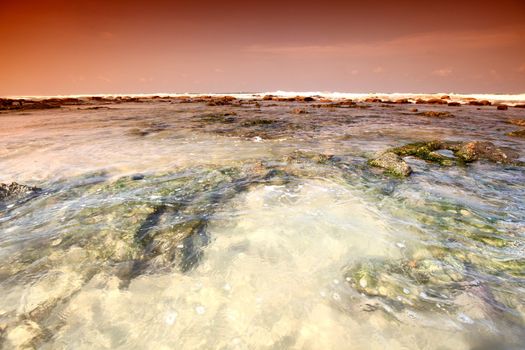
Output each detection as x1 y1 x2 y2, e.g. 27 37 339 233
371 140 522 175
368 152 412 177
0 182 40 201
418 111 454 118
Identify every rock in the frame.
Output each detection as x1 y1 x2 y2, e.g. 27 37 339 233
292 108 308 114
368 152 413 177
410 108 419 112
424 98 447 105
468 100 491 106
241 119 276 126
391 141 457 166
506 129 525 138
508 119 525 126
381 140 521 168
448 102 461 106
419 111 454 118
395 99 411 104
294 96 315 102
0 182 41 201
0 98 62 111
456 141 519 163
364 98 382 103
496 104 508 110
515 104 525 108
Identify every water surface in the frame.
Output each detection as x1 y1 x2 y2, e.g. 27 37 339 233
1 98 524 349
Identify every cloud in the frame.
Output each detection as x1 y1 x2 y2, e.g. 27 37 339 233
242 25 525 58
432 68 452 77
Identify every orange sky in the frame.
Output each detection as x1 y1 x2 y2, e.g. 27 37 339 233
1 0 524 95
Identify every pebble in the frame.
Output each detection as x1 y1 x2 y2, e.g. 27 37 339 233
51 238 62 246
252 136 263 142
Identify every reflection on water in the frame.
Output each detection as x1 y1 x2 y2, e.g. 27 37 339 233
0 99 524 349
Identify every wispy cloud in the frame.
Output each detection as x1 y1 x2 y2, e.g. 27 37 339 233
242 26 525 57
432 68 452 77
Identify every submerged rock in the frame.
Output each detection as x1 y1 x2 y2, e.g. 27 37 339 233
292 108 308 114
455 141 520 163
0 182 40 201
390 141 458 166
506 129 525 138
368 152 412 177
508 119 525 126
418 111 454 118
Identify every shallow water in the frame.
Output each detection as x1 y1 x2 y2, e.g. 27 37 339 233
0 99 524 349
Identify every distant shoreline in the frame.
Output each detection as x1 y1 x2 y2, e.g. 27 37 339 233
2 92 525 110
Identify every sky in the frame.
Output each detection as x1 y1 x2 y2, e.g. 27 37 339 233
1 0 524 95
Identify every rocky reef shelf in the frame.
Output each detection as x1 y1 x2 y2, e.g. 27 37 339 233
0 96 524 349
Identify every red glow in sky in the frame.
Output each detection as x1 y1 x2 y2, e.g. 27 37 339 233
1 0 524 95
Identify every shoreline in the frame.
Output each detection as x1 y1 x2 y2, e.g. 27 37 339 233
2 93 525 112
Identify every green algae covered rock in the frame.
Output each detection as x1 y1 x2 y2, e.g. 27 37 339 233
368 152 413 177
369 140 522 176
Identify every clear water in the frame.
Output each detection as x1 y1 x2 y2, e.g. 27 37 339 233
0 100 524 349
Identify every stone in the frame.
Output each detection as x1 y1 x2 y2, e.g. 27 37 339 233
419 111 454 118
368 152 413 177
0 182 40 201
455 141 519 163
292 108 308 114
506 129 525 138
508 119 525 126
468 100 491 106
